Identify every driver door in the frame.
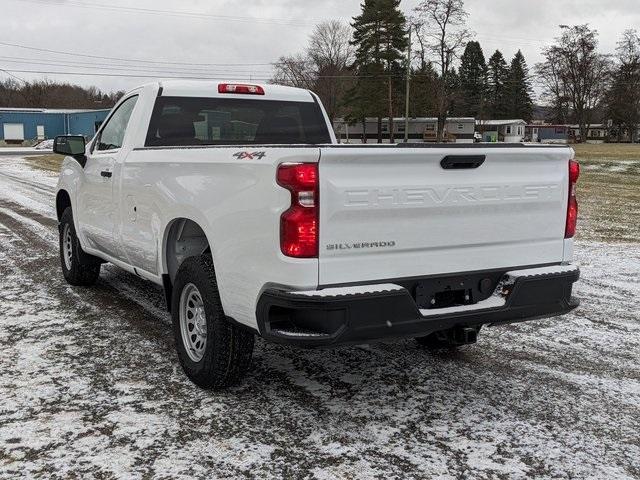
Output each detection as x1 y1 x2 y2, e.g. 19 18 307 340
77 95 139 260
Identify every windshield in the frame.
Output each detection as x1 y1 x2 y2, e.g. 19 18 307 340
145 96 331 147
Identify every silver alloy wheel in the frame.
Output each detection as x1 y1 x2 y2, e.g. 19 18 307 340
63 223 73 270
179 283 208 362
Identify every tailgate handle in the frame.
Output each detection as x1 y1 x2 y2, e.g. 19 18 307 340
440 155 485 170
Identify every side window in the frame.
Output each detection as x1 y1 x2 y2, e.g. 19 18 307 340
96 96 138 151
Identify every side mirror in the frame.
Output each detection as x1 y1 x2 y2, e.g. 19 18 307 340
54 135 86 156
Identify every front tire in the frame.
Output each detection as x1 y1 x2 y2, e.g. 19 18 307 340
59 207 101 286
171 255 254 389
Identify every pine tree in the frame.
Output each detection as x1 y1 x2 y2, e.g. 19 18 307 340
410 61 438 117
458 41 488 118
487 50 509 119
345 0 407 142
505 50 534 121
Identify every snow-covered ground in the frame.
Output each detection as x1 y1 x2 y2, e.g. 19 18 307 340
0 156 638 479
0 147 52 156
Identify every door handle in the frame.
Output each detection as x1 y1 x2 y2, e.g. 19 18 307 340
440 155 486 170
100 170 113 178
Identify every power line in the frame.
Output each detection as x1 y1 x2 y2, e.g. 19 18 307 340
0 68 276 80
0 67 27 83
474 33 551 48
0 56 274 76
0 40 276 67
11 0 318 27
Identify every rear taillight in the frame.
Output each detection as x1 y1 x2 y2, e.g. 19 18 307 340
218 83 265 95
277 163 318 258
565 159 580 238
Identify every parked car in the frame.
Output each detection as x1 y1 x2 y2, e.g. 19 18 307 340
54 80 580 388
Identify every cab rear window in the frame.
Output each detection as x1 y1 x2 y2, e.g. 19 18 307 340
145 96 331 147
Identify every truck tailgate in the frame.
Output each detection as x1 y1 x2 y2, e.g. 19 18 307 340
318 146 573 286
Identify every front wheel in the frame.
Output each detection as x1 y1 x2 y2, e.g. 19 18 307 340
59 207 101 286
171 255 254 389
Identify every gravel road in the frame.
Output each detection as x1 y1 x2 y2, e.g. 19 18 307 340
0 156 639 479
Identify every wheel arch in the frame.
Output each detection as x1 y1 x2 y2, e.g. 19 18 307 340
56 189 72 221
162 217 213 284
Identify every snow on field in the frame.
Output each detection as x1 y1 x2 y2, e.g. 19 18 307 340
0 156 639 479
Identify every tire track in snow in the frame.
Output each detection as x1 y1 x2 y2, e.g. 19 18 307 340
0 170 56 196
0 197 170 324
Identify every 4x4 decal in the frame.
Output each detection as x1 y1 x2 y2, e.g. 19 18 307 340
233 151 266 160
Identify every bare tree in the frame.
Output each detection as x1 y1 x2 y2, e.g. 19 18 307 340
413 0 471 141
0 78 24 106
536 25 611 143
308 20 354 72
605 30 640 142
536 48 571 124
271 54 316 90
617 29 640 65
308 21 355 122
0 78 123 109
271 21 354 122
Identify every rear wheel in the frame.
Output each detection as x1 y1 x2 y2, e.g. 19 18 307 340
171 255 254 389
415 326 482 351
59 207 101 286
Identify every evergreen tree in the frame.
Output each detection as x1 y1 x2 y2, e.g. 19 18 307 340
345 0 407 142
487 50 509 119
410 61 438 117
458 41 488 118
505 50 533 121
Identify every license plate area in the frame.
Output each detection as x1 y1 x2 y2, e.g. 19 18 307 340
411 271 505 311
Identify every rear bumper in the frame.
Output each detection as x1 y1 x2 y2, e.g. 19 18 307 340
256 265 580 348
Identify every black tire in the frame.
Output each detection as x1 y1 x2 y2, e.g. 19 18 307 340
415 326 482 351
59 207 101 286
171 255 254 389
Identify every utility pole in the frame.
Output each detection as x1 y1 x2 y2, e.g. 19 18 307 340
404 27 412 143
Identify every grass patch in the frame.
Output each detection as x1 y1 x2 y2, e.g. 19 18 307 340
572 144 640 244
572 143 640 162
24 154 65 173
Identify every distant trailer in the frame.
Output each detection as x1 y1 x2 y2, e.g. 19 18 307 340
333 117 476 144
476 119 526 143
526 125 571 144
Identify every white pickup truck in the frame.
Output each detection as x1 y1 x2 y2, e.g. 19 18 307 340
54 80 580 389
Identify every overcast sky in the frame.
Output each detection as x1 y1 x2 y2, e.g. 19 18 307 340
1 0 637 100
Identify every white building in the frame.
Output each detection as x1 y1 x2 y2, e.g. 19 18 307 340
476 119 526 143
